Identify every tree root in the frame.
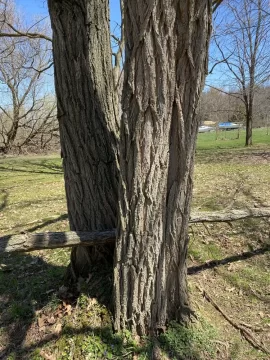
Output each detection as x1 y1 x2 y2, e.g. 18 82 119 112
197 286 270 355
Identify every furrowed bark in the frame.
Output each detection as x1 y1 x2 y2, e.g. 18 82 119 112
114 0 212 335
48 0 119 280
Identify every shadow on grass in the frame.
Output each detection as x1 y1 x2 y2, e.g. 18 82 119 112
0 243 115 359
0 251 138 359
195 148 270 165
0 252 66 359
188 244 270 275
3 317 214 360
0 158 63 177
0 189 8 212
26 214 68 232
0 251 216 359
23 159 63 174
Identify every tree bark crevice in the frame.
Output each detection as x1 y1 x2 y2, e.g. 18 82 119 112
48 0 119 283
114 0 212 335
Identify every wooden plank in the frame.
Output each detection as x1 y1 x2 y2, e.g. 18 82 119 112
190 208 270 223
0 208 269 253
0 230 115 253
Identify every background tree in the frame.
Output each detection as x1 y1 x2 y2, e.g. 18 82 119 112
211 0 270 145
0 0 57 153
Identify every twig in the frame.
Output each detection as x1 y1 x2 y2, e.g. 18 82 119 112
238 322 264 333
197 286 270 355
249 287 270 303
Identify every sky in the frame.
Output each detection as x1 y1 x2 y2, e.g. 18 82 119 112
15 0 221 90
13 0 122 97
15 0 121 29
14 1 267 93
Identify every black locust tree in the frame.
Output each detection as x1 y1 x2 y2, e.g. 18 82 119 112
114 0 212 334
48 0 216 335
48 0 119 289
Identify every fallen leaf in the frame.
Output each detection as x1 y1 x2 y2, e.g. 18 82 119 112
54 323 62 335
87 298 98 309
38 316 45 328
40 349 56 360
65 304 72 316
225 287 235 292
47 316 56 325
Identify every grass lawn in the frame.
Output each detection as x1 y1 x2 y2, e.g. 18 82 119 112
0 134 269 359
197 127 269 150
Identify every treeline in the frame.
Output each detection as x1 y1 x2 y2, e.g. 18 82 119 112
199 86 270 128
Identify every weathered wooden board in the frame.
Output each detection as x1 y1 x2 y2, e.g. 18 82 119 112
1 208 269 253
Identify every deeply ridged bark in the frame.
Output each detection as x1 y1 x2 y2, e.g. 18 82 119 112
48 0 119 282
114 0 212 335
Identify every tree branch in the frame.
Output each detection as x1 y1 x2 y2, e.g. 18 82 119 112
198 287 270 355
212 0 224 13
189 208 270 223
0 22 52 42
1 208 269 253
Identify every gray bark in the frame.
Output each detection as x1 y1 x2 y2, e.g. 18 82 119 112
47 0 119 279
114 0 212 335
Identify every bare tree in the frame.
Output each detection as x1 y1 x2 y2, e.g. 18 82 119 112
211 0 270 145
0 0 57 153
0 0 51 42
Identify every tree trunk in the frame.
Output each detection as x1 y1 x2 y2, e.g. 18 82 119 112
4 107 20 153
48 0 119 288
245 108 253 146
245 78 254 146
114 0 212 335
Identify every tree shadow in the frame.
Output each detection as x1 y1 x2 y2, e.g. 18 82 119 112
6 324 149 360
0 158 63 177
23 159 63 174
0 189 8 212
1 314 208 359
0 248 119 359
0 252 66 359
26 214 68 232
188 244 270 275
0 229 116 358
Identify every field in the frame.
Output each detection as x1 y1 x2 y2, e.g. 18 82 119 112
197 127 269 150
0 132 269 359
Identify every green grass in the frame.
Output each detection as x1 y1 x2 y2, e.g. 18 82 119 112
196 127 269 150
0 155 68 235
0 138 270 359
